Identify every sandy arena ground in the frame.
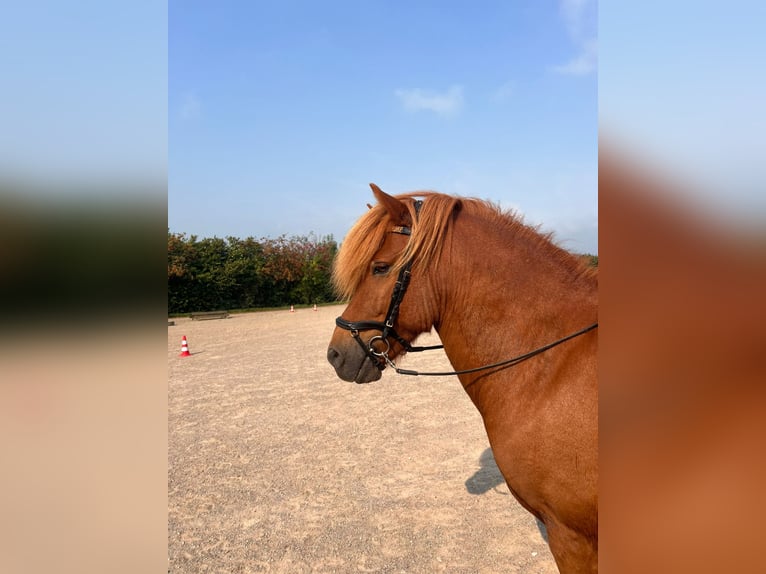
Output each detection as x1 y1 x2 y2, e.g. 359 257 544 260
169 305 557 573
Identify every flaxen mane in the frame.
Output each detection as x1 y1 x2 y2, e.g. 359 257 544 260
332 191 594 300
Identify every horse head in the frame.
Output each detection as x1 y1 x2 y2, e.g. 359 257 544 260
327 184 437 383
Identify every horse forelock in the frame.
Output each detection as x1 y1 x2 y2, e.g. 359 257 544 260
332 192 460 300
331 204 388 301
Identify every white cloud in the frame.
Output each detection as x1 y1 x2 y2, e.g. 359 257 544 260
553 38 598 76
179 92 201 120
394 85 464 116
553 0 597 77
559 0 593 41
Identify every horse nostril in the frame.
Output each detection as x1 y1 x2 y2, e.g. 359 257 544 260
327 346 342 368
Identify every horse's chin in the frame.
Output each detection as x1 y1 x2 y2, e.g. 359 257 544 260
337 358 382 384
327 345 384 383
351 360 383 384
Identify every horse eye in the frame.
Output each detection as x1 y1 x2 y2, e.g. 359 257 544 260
372 262 390 276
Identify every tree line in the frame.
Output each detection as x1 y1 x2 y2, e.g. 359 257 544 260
168 229 598 315
168 231 338 314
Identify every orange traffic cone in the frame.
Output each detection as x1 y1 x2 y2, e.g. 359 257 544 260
179 335 191 357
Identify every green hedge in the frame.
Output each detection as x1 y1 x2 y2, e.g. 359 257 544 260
168 232 338 314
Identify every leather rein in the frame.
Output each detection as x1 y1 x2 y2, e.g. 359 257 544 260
334 199 598 378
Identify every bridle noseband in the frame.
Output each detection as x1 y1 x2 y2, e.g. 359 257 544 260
334 198 598 378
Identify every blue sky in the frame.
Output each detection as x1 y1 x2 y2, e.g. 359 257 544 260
169 0 598 254
0 1 166 187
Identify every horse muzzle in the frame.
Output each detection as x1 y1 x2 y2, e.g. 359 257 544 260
326 340 384 384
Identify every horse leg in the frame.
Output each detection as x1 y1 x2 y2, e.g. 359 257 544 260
543 519 598 574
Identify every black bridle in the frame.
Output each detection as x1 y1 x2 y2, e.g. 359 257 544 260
334 198 598 378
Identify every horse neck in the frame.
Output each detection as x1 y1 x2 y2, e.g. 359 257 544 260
429 211 597 398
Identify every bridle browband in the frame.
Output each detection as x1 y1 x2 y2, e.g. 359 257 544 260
334 198 598 379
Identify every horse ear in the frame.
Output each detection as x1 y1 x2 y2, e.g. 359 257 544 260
369 183 411 225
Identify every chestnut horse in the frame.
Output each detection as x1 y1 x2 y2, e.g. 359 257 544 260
327 184 598 573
